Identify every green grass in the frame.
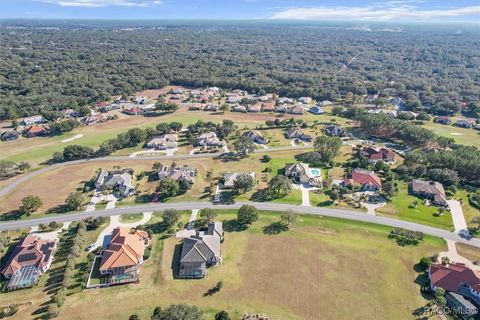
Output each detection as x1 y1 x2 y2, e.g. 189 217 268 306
377 182 454 230
423 121 480 148
271 189 302 205
87 256 108 286
119 213 144 223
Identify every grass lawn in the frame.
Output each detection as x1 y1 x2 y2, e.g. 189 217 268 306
423 121 480 148
455 243 480 264
86 257 109 286
2 210 443 320
453 189 480 229
119 213 144 223
271 189 302 205
377 182 453 230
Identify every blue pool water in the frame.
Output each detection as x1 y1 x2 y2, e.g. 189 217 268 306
309 168 321 176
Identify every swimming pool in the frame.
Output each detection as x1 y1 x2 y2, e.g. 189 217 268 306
309 168 321 177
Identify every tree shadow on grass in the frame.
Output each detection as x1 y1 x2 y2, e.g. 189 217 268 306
171 243 183 279
0 210 23 221
317 200 334 207
262 222 288 235
249 188 270 202
222 219 247 233
46 204 72 215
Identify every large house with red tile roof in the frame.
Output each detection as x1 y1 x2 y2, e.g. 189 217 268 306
429 263 480 305
1 235 57 291
99 227 149 285
361 147 396 163
343 169 382 191
24 124 48 138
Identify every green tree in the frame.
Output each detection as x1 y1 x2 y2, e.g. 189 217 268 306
151 303 203 320
156 123 171 134
129 315 140 320
237 205 258 226
267 175 292 199
169 122 183 132
62 145 94 161
281 209 298 227
232 173 255 194
0 160 17 179
158 178 180 198
233 135 255 156
215 310 230 320
314 136 342 163
65 192 84 210
20 195 43 216
17 161 31 172
199 208 217 224
163 209 181 228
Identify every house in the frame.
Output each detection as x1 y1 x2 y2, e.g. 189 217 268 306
0 130 20 141
243 130 268 144
170 94 183 101
140 104 156 113
361 147 396 163
411 179 448 206
24 125 48 138
187 104 204 111
247 104 260 113
1 235 56 291
170 88 184 94
435 116 452 125
429 263 480 306
223 172 255 189
286 128 312 142
275 105 288 113
122 106 141 115
21 115 44 126
195 132 224 147
227 95 242 104
257 94 272 102
98 227 149 285
95 169 135 197
82 114 106 126
309 105 324 115
146 134 177 150
204 105 218 112
284 163 321 187
158 164 197 183
299 97 312 104
445 292 478 319
95 101 111 109
455 119 473 129
343 169 382 191
232 105 247 113
278 97 294 104
62 109 81 118
324 124 345 137
288 105 304 115
319 100 333 107
178 222 223 279
261 102 275 112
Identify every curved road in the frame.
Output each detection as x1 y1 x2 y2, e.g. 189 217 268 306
0 145 311 199
1 201 479 248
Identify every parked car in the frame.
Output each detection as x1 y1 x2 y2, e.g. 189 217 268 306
459 229 472 240
85 243 96 251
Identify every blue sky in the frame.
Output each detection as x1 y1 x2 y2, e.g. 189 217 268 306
1 0 480 21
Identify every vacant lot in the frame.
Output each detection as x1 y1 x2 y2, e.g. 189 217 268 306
17 211 443 320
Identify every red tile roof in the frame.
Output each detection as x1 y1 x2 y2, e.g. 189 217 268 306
1 235 56 278
344 169 382 189
430 263 480 293
99 228 148 271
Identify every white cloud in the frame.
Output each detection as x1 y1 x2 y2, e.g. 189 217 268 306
271 4 480 21
37 0 162 8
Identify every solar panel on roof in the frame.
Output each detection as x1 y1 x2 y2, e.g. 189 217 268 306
17 253 37 262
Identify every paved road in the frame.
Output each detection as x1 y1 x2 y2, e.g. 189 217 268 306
0 145 312 199
1 201 479 248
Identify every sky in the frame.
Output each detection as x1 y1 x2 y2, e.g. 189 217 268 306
1 0 480 22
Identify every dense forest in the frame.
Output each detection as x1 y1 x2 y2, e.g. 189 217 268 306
0 20 479 119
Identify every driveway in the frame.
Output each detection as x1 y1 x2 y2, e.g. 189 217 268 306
361 202 386 216
297 183 318 207
447 200 468 232
439 239 480 271
85 192 117 212
30 221 71 241
90 212 153 251
176 209 198 238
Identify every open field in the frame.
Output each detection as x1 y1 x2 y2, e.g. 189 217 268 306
0 211 445 320
455 243 480 264
376 182 454 230
422 121 480 148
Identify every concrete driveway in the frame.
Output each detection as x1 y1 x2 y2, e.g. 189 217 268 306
89 212 153 251
30 221 71 241
361 202 386 216
447 200 468 232
439 239 480 271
